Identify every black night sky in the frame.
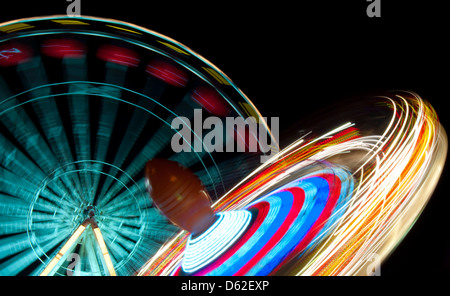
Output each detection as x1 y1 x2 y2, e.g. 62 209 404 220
1 0 449 282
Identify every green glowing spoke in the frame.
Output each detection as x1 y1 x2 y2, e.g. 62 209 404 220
99 93 195 204
0 168 66 208
82 232 103 275
0 216 28 236
30 211 72 223
0 233 33 261
0 145 82 205
74 231 102 276
17 58 80 198
64 58 98 203
100 178 146 210
102 205 144 219
98 78 165 200
0 230 70 276
102 229 137 255
102 216 144 229
28 220 74 231
88 62 128 205
98 104 150 198
63 57 89 193
102 199 141 214
0 79 61 177
91 99 119 201
0 228 70 262
33 198 76 218
101 235 130 264
100 124 173 202
32 189 79 213
107 207 143 220
102 223 141 241
112 79 164 166
0 202 71 222
0 193 45 216
144 207 176 223
0 134 50 187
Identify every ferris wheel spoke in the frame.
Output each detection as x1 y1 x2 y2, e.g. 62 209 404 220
29 209 73 222
98 129 170 204
164 94 212 167
90 98 119 204
101 198 141 214
0 167 63 206
0 226 71 261
98 81 165 202
104 210 143 222
140 226 177 243
98 176 145 209
0 232 33 261
63 58 92 201
39 219 89 276
101 228 138 259
27 221 73 232
0 79 64 180
97 89 199 204
102 219 142 237
0 197 73 236
101 216 146 232
0 117 71 201
0 226 71 276
0 193 38 216
111 79 166 168
0 214 73 238
88 62 130 205
16 58 82 198
0 215 27 236
0 134 52 188
100 178 146 210
79 232 103 275
91 219 116 276
100 110 192 204
33 191 80 213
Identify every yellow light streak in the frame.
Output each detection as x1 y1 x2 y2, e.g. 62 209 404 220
106 24 142 35
137 91 447 276
0 23 34 33
51 19 90 25
202 67 231 85
39 219 89 276
92 222 117 276
157 40 190 56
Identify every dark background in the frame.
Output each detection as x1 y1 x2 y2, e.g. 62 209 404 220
1 0 449 277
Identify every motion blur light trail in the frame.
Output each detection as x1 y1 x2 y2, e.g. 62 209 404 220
0 15 446 276
138 92 447 276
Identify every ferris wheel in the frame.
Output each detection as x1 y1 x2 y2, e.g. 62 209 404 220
0 15 275 276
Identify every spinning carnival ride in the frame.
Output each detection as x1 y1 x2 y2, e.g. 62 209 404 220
0 16 447 276
141 94 447 276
